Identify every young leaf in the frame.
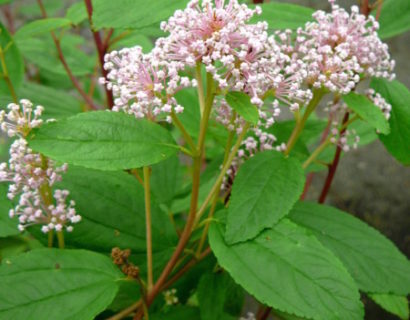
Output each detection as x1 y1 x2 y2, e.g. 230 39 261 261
0 23 24 96
92 0 186 30
369 293 409 320
377 0 410 39
225 150 305 244
343 92 390 135
28 111 179 171
370 78 410 165
54 166 177 276
14 18 72 40
209 217 364 320
197 272 244 320
225 92 259 124
289 202 410 295
250 2 313 30
0 249 124 320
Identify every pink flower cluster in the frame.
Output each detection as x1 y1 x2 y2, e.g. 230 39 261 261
157 0 312 110
0 100 80 233
102 0 394 128
289 3 395 94
0 100 43 137
101 47 196 122
102 0 314 125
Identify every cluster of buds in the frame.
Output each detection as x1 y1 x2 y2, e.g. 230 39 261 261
221 130 286 192
163 288 179 306
214 99 280 133
0 100 80 233
366 88 392 120
0 99 43 137
325 101 360 152
111 247 140 278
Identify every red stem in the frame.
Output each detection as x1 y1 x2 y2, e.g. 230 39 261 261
256 306 272 320
300 119 332 200
253 0 265 3
361 0 371 16
300 173 314 200
318 112 349 203
84 0 114 109
2 5 15 34
37 0 100 110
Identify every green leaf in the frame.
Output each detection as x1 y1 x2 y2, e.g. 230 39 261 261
18 0 64 18
18 82 82 120
109 31 153 52
0 235 44 262
209 217 363 320
55 166 177 276
197 272 244 320
251 2 313 30
377 0 410 39
175 88 201 138
348 119 378 146
150 155 184 206
14 18 72 40
343 92 390 135
370 78 410 165
289 202 410 295
268 119 328 163
0 184 18 237
0 23 24 96
225 150 305 244
369 293 409 320
225 92 259 124
92 0 187 30
66 2 88 25
28 111 179 171
16 36 94 77
0 249 124 320
108 280 140 312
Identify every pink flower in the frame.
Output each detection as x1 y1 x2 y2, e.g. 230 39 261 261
101 47 195 121
290 2 395 94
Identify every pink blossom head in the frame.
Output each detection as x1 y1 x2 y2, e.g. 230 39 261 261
0 99 44 137
101 47 195 121
295 1 395 94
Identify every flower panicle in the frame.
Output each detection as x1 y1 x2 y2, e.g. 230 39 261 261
0 99 44 138
0 99 80 234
